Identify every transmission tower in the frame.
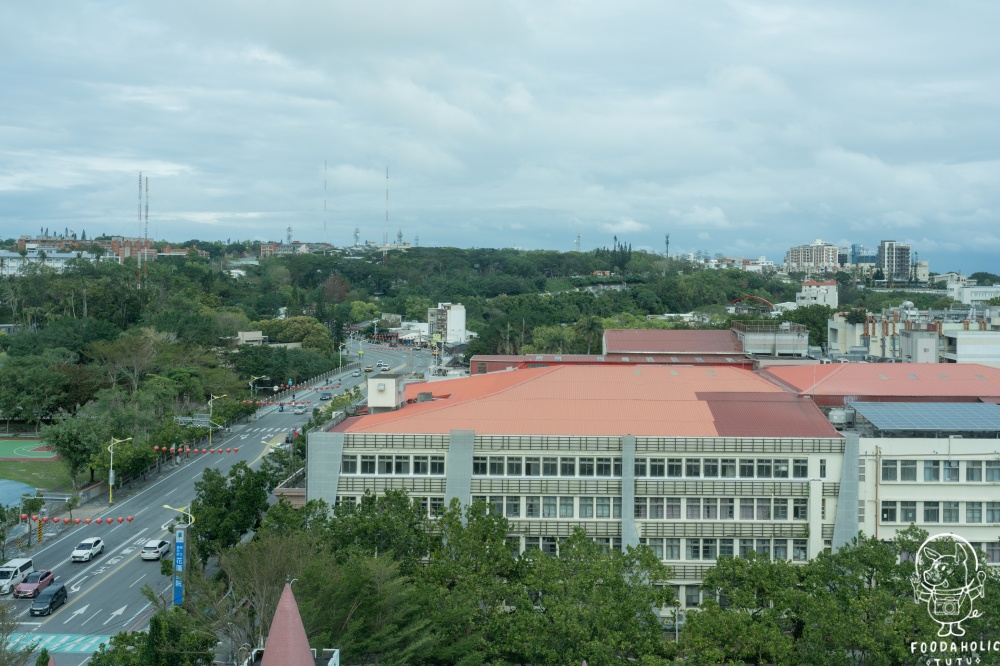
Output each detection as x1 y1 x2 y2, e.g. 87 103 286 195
574 234 581 252
383 166 389 264
353 226 360 247
143 176 149 278
665 233 670 257
286 225 292 244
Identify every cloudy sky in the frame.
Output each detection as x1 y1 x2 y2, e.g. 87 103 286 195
3 2 1000 274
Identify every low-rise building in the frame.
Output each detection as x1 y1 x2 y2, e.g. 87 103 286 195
796 279 838 308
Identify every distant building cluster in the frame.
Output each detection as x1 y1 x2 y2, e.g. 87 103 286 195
1 234 208 276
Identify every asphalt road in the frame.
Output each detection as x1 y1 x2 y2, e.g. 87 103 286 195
3 346 436 662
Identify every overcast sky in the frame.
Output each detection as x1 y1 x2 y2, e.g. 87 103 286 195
3 2 1000 274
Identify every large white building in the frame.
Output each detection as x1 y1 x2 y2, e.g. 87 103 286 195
306 356 1000 614
0 250 100 276
428 302 468 345
877 240 912 281
947 283 1000 307
796 279 838 308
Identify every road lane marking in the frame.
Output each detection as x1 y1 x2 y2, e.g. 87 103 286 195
63 604 89 625
103 605 126 626
128 573 147 588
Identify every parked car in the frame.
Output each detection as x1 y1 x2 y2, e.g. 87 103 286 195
71 537 104 563
319 392 332 401
140 540 171 561
30 584 67 616
293 405 306 415
13 569 53 598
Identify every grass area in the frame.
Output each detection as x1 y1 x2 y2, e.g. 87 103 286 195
0 459 77 493
545 278 575 293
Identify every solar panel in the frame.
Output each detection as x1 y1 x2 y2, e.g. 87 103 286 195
849 402 1000 432
622 356 629 362
646 357 654 362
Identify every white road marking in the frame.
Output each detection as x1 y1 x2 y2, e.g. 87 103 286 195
128 574 147 589
64 605 89 625
103 605 126 626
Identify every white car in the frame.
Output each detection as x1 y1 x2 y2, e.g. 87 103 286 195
140 539 171 561
71 537 104 562
293 405 306 415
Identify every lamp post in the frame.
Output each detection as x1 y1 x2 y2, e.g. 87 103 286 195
208 393 226 449
249 376 266 400
163 503 195 526
108 436 132 504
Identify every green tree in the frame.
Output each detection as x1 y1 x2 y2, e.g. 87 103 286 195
40 415 108 489
507 529 674 665
189 462 270 564
420 499 523 665
89 607 215 666
574 315 604 354
326 489 431 572
0 600 36 666
681 551 798 665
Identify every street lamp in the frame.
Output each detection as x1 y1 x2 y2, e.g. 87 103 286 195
163 504 195 526
108 436 133 504
208 394 226 449
249 376 266 399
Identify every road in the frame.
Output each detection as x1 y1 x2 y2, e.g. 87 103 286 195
3 346 435 662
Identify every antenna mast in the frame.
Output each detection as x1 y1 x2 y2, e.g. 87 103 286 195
137 172 142 285
323 159 328 252
383 166 389 264
574 234 581 252
665 233 670 257
144 176 149 278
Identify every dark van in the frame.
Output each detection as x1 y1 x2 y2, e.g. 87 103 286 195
30 583 67 616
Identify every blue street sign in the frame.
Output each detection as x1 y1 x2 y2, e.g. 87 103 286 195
173 529 186 605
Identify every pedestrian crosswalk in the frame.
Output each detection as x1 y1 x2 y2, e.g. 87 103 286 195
244 426 291 433
10 632 112 654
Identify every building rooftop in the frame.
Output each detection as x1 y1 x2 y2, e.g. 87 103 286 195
336 365 840 438
603 329 742 354
260 584 315 666
760 363 1000 400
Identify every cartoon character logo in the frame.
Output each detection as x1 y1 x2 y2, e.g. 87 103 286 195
912 533 987 637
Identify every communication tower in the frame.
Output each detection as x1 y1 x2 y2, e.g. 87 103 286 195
574 234 581 252
353 226 360 247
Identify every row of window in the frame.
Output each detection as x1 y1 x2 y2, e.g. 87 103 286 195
468 495 810 521
512 535 809 563
881 500 1000 524
634 497 809 521
470 455 824 479
341 454 446 475
639 537 810 562
881 459 1000 483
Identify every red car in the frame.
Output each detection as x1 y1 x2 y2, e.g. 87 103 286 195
14 569 54 599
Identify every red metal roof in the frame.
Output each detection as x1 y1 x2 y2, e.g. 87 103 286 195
759 363 1000 399
336 365 839 438
470 353 750 368
261 584 314 666
603 329 742 354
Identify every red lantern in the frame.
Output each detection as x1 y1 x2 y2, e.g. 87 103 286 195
74 518 81 525
106 519 112 526
41 517 48 523
201 449 208 454
63 518 70 524
31 515 38 521
117 517 124 524
85 518 92 525
307 400 311 404
127 516 133 523
170 447 176 454
210 449 216 454
20 514 26 521
94 518 102 524
226 448 232 453
234 447 239 453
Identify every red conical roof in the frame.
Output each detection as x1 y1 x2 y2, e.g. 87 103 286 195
261 584 314 666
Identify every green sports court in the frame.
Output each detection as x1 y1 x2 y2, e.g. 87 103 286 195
0 438 60 461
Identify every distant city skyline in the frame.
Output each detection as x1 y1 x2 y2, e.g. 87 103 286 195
3 2 1000 276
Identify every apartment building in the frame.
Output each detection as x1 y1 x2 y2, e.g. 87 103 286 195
877 240 912 281
427 302 467 345
783 240 840 272
796 279 838 308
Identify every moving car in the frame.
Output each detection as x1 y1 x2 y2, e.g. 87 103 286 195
0 558 34 595
364 366 375 373
284 433 294 444
352 370 361 377
13 569 54 598
140 540 171 561
319 392 332 401
71 537 104 562
30 584 67 616
293 405 306 415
